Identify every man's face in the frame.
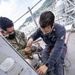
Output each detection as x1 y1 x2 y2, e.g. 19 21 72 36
41 25 54 35
6 26 16 39
6 26 14 35
1 26 15 39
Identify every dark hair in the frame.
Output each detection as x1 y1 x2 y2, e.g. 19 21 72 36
0 17 14 31
39 11 55 28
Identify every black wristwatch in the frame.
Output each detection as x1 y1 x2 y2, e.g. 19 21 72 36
45 63 49 67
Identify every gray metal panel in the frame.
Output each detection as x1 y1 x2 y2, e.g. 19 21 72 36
0 35 38 75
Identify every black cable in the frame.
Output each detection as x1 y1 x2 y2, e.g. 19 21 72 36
65 57 71 67
63 57 71 75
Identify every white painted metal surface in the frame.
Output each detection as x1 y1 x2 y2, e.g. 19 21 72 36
0 35 38 75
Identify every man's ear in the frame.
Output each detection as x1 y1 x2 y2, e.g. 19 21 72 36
0 30 3 35
51 24 54 29
0 29 6 36
0 28 3 33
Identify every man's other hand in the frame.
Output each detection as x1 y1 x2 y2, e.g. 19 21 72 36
24 47 31 54
37 65 48 75
27 38 33 46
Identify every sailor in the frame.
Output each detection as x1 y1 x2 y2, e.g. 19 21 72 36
25 11 67 75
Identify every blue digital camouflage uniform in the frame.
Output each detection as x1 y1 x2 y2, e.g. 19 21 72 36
29 23 67 75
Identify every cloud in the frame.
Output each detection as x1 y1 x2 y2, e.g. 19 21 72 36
0 0 17 18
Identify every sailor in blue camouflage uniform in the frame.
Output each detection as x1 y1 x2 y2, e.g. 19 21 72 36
25 11 67 75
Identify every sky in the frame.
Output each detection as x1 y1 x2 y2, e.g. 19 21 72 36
0 0 45 29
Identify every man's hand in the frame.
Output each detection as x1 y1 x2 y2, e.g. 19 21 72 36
25 38 33 53
27 38 33 46
36 65 48 75
24 47 31 54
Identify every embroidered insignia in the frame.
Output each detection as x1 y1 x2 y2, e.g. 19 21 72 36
61 36 64 40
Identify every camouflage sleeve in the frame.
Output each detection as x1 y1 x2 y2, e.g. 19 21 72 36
16 30 28 48
21 32 28 46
